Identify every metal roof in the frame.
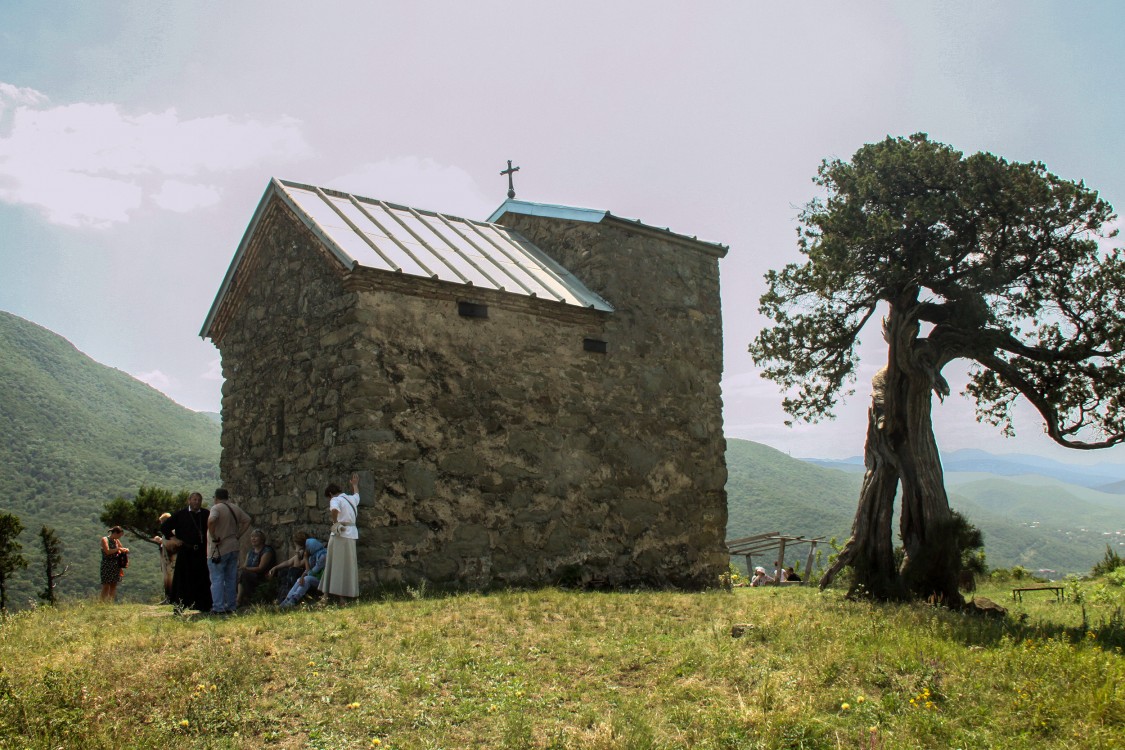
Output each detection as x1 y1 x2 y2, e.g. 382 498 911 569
201 179 614 338
488 199 729 256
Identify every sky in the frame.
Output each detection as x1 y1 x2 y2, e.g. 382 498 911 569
2 0 1124 463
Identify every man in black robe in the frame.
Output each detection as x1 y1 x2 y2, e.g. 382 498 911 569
161 491 212 612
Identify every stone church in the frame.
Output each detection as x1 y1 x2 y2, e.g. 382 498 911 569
201 177 728 589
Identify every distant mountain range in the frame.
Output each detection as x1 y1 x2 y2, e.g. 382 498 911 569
804 449 1125 493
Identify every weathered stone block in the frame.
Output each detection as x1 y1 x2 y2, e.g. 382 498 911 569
403 462 436 499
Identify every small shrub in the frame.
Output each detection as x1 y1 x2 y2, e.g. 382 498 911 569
1092 545 1124 577
1106 567 1125 588
990 566 1040 583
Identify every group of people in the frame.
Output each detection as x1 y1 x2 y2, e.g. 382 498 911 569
102 474 362 614
748 565 801 587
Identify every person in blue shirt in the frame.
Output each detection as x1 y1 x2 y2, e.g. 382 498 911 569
278 532 327 608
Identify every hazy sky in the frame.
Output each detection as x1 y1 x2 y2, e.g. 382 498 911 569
2 1 1123 462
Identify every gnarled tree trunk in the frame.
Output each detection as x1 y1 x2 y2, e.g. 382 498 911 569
821 305 963 606
817 398 903 598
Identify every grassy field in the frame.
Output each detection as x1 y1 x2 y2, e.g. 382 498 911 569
1 581 1123 749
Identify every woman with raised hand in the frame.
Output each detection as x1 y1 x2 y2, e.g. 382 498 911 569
320 472 361 604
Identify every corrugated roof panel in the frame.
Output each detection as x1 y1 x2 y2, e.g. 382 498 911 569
275 180 613 311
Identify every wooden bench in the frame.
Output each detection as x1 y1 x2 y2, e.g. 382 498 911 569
1012 585 1064 603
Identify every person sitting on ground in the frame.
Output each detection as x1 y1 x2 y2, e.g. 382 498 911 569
749 566 775 587
784 566 801 583
278 532 327 608
237 529 276 606
268 533 309 604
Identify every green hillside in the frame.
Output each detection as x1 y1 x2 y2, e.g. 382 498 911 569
0 310 220 607
723 438 861 558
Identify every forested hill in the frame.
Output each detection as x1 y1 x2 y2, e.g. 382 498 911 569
0 310 220 607
725 438 861 544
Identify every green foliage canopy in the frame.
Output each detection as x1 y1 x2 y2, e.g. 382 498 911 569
751 134 1125 449
101 486 192 542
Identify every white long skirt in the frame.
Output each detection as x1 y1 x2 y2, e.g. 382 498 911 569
321 535 358 598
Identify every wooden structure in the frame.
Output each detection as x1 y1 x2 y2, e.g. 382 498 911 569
1012 585 1064 603
727 532 824 583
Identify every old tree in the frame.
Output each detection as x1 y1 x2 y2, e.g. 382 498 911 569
750 135 1125 604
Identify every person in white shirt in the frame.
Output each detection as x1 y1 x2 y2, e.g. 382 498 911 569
320 472 361 603
749 566 775 587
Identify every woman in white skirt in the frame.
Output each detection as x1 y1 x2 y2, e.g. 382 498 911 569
321 472 361 603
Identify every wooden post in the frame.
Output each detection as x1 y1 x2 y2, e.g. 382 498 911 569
776 538 787 582
744 554 752 578
805 541 817 581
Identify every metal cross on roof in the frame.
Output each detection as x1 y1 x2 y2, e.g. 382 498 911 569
500 160 520 199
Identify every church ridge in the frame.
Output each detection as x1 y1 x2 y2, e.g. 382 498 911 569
488 198 729 257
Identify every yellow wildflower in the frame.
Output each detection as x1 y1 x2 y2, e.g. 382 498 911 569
856 696 865 704
841 702 850 711
180 719 189 728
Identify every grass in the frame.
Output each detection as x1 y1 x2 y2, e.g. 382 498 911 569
1 581 1123 749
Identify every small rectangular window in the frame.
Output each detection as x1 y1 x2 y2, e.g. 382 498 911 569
583 338 608 353
458 301 489 318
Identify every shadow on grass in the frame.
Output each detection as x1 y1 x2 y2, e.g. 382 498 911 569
940 603 1125 653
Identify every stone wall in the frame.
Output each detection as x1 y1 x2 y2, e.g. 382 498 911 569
214 203 360 551
213 199 728 589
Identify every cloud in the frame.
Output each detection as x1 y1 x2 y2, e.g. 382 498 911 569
151 180 222 213
134 369 173 392
0 82 48 114
328 157 496 221
0 82 311 227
